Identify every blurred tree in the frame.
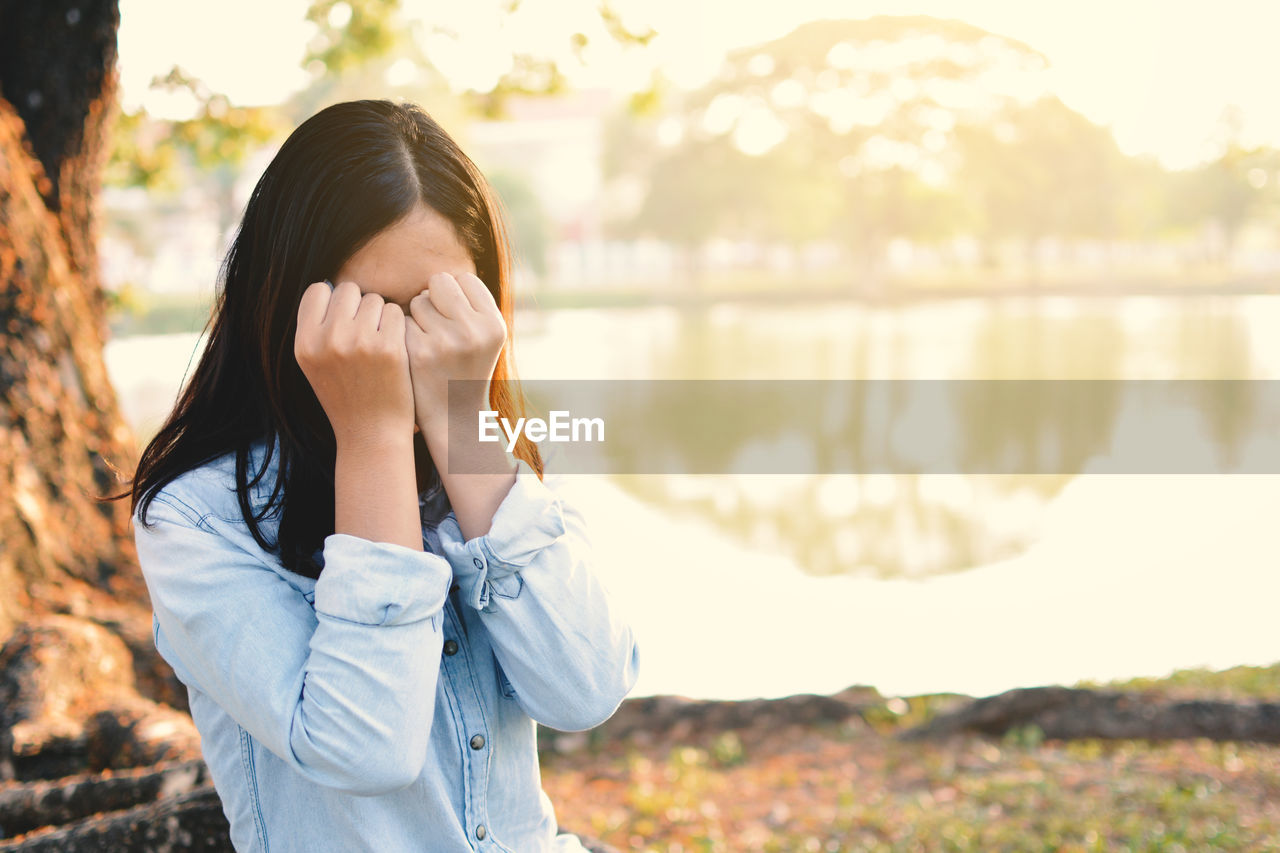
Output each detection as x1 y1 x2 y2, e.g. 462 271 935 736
615 16 1048 281
108 69 284 250
627 135 746 282
487 169 553 279
950 96 1132 270
1170 142 1280 264
303 0 401 76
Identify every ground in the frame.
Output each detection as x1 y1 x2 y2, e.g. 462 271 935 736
542 663 1280 852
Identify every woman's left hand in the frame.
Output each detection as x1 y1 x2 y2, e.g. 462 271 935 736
404 271 506 439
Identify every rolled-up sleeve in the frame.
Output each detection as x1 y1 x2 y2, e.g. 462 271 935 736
436 456 640 732
133 492 452 796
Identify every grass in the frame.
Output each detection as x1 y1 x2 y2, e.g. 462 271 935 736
542 661 1280 851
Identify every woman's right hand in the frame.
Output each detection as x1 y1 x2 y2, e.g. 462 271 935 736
294 279 415 444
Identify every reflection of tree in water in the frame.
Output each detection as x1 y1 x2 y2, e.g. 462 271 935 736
603 301 1263 580
1165 302 1256 469
957 308 1126 486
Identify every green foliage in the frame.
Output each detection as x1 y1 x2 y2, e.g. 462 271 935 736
630 136 748 247
1169 142 1280 251
623 745 723 841
709 730 746 767
613 16 1048 255
1001 723 1045 750
108 0 661 192
102 281 146 317
487 169 553 277
104 68 285 192
303 0 402 76
950 96 1134 246
607 14 1280 262
106 289 214 337
469 55 571 120
597 2 657 47
861 693 966 733
1075 661 1280 700
103 108 182 192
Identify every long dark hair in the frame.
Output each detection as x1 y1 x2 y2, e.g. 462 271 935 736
105 98 543 579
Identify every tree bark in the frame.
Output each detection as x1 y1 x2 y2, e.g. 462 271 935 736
0 0 142 620
0 0 190 784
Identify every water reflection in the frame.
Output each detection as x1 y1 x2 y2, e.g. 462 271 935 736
558 298 1264 579
108 297 1272 582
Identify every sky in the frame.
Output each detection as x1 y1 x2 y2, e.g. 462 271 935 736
117 0 1280 170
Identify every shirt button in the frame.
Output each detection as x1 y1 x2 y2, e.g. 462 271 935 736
473 557 483 569
443 640 458 656
470 734 485 750
475 824 487 840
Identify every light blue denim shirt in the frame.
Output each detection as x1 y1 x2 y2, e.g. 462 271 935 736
131 436 640 852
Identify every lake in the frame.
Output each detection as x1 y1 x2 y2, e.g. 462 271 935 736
104 294 1280 701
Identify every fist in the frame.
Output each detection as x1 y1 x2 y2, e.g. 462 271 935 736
404 271 506 435
294 279 415 442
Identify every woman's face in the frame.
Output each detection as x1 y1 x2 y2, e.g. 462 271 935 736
335 201 477 311
333 201 479 435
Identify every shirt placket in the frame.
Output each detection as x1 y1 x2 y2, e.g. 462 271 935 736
440 592 498 849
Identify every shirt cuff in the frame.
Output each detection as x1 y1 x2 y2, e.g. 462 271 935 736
312 532 452 626
436 455 568 612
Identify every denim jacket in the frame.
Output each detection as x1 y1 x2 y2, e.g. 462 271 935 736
131 435 640 852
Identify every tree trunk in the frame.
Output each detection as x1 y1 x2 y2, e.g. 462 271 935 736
0 0 195 786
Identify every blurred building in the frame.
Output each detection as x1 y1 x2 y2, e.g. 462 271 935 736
466 88 610 244
463 87 677 290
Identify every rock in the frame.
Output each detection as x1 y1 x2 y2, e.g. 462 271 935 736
896 685 1280 743
0 785 231 852
0 615 200 781
0 758 208 839
83 704 201 772
537 685 883 753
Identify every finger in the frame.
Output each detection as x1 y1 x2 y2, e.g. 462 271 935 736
404 309 427 344
425 272 471 320
404 307 432 360
454 271 498 313
408 290 446 333
379 301 406 338
297 281 332 330
325 279 365 324
355 291 385 338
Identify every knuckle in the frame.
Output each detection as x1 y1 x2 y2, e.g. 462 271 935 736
408 339 433 364
444 328 469 352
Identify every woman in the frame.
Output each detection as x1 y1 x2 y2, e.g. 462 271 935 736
119 99 639 852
